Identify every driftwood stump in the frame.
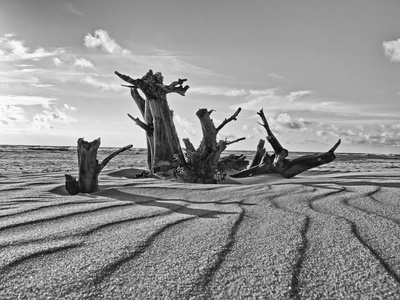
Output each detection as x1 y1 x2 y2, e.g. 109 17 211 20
175 108 248 183
115 70 188 173
65 138 132 194
231 109 341 179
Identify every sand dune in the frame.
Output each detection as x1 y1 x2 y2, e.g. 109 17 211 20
1 157 400 299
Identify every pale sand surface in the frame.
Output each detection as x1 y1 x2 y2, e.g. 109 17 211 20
1 149 400 299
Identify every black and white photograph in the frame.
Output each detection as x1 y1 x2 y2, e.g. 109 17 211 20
1 0 400 298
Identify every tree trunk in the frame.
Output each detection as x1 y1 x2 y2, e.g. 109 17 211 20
65 138 132 195
231 109 341 179
116 70 188 173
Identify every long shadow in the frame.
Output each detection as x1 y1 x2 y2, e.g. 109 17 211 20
99 188 238 219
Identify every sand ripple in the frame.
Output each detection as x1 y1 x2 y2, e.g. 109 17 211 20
0 167 399 299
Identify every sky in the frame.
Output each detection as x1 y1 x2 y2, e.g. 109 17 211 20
1 0 400 154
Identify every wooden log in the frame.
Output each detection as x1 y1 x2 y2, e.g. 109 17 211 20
65 138 132 194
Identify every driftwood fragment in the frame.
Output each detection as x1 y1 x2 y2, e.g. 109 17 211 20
65 138 132 194
232 109 341 179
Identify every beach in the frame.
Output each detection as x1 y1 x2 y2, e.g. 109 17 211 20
1 146 400 299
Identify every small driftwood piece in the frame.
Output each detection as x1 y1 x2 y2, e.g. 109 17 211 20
231 109 341 179
65 138 132 195
175 108 248 183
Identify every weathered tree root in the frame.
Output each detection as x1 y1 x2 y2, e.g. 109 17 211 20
231 109 341 179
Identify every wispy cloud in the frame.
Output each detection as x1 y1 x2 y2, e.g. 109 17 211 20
74 57 94 68
53 57 64 67
228 87 394 119
0 34 65 61
31 83 54 88
383 38 400 62
32 105 77 130
268 73 283 79
0 95 56 107
174 115 197 136
189 86 247 97
0 105 27 126
82 75 121 91
84 29 130 55
316 123 400 148
58 0 84 16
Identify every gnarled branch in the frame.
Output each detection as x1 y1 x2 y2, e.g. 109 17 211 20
99 144 133 171
162 78 190 95
225 137 246 145
257 109 285 154
115 71 140 87
216 108 241 132
127 113 153 135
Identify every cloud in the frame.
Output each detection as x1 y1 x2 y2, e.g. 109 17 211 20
53 57 64 67
31 83 54 88
0 94 56 107
0 34 65 61
217 133 237 141
189 87 247 97
84 29 130 55
0 105 27 126
174 115 197 136
32 106 77 130
268 73 283 79
82 75 121 91
228 87 387 119
64 104 77 111
274 113 315 130
58 0 84 16
74 57 94 68
383 38 400 62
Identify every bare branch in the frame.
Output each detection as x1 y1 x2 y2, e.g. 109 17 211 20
127 113 153 135
256 109 272 135
115 71 140 86
257 109 285 154
216 108 241 132
225 137 246 145
99 144 133 171
329 139 341 153
161 78 190 96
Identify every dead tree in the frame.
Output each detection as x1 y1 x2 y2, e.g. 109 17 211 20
231 109 341 179
175 108 248 183
65 138 132 194
115 70 188 173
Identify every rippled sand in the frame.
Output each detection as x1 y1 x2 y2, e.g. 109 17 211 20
0 149 400 299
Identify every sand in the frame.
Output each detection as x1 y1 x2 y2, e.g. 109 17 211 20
1 148 400 299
